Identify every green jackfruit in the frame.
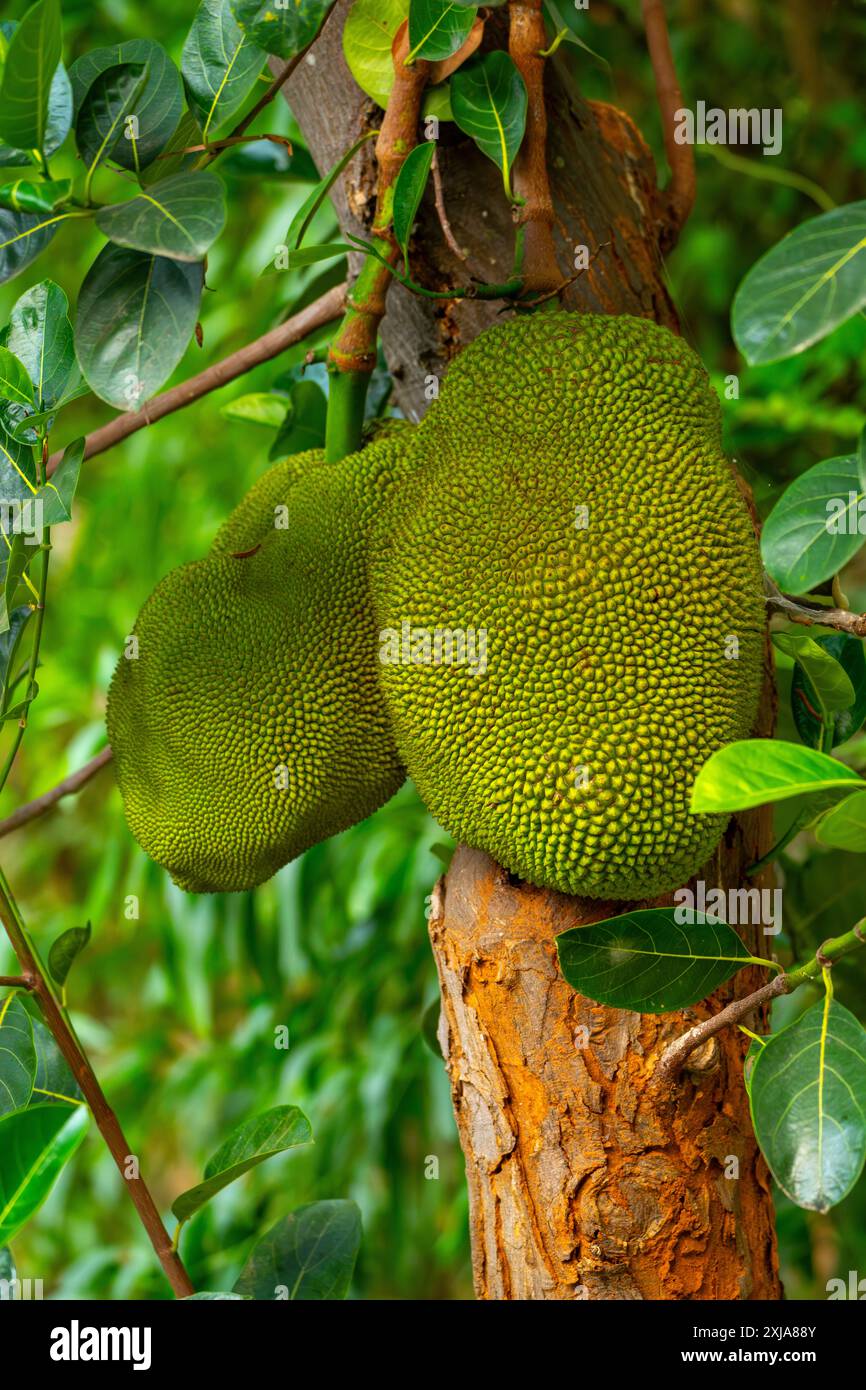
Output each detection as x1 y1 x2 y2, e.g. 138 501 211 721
371 312 765 901
108 431 410 893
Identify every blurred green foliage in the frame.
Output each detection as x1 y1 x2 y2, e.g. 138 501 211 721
0 0 864 1299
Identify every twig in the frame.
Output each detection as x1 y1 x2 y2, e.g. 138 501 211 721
0 867 195 1298
640 0 696 241
0 746 113 839
431 149 466 262
765 578 866 638
0 974 34 988
508 1 561 296
46 285 346 476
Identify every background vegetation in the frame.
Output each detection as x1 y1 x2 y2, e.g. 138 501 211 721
1 0 864 1298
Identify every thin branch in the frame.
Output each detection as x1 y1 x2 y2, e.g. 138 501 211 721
765 578 866 638
640 0 696 241
0 973 34 988
47 285 346 476
0 867 195 1298
509 1 561 296
0 746 113 840
656 974 791 1085
431 149 466 262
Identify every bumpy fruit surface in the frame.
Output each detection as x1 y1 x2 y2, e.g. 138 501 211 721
370 312 765 900
108 432 410 892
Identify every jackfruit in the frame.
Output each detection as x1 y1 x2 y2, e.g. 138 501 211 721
107 431 410 893
370 311 765 900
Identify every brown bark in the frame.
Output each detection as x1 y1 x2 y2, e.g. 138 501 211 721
287 2 781 1300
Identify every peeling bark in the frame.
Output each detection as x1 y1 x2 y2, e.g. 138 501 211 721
288 1 781 1300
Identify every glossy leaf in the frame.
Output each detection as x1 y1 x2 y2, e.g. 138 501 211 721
182 0 267 140
750 997 866 1211
0 0 62 153
791 632 866 750
96 171 226 262
0 206 61 286
230 0 333 60
761 454 864 594
556 908 754 1013
0 177 71 214
393 140 434 264
36 437 84 527
221 392 288 427
47 921 91 988
407 0 476 64
171 1104 312 1223
30 1017 82 1105
6 279 75 411
75 61 150 175
0 347 33 407
0 1103 88 1244
450 51 526 199
0 994 36 1116
812 792 866 851
342 0 452 119
733 201 866 365
773 631 856 713
139 109 204 188
691 739 863 812
68 40 183 173
0 33 71 167
233 1199 361 1300
75 244 203 410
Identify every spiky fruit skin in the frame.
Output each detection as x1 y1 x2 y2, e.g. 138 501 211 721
107 433 409 893
212 447 329 555
370 312 765 901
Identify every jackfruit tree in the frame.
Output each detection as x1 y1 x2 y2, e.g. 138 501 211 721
0 0 865 1315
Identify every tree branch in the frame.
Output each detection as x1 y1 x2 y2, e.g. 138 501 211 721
0 746 113 840
46 285 346 477
765 578 866 638
0 973 34 988
640 0 696 242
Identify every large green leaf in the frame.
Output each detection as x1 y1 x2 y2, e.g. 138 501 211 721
74 244 203 409
0 995 36 1116
75 61 151 176
0 346 33 407
0 1103 88 1244
139 109 204 188
342 0 451 119
182 0 267 141
6 278 76 410
393 140 434 265
691 739 863 812
68 40 183 174
268 380 327 460
30 1017 82 1105
761 454 864 594
732 202 866 365
0 0 62 154
171 1104 312 1223
812 792 866 852
407 0 476 63
750 997 866 1211
556 908 754 1013
772 632 856 713
230 0 333 60
233 1199 362 1300
791 632 866 750
450 51 526 200
0 31 71 167
0 206 61 286
96 171 226 261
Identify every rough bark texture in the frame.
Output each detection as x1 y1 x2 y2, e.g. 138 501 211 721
287 2 782 1300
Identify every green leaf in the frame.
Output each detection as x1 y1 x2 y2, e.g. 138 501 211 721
268 380 327 460
47 921 91 988
0 605 32 711
221 392 288 427
733 202 866 365
0 417 38 508
6 279 76 411
171 1104 312 1223
393 140 434 265
182 0 267 141
773 631 856 714
407 0 476 64
556 908 754 1013
342 0 452 120
286 242 352 268
68 40 184 174
543 0 608 64
0 177 70 213
812 792 866 851
0 0 62 154
75 60 151 177
35 437 84 526
791 633 866 750
0 531 33 636
761 454 864 594
0 33 71 168
0 347 33 406
229 0 333 60
30 1017 82 1105
691 739 863 813
750 997 866 1211
96 171 227 262
233 1199 361 1300
139 109 204 188
0 1103 88 1244
282 130 377 257
0 206 61 286
451 51 526 200
0 994 36 1116
75 245 203 410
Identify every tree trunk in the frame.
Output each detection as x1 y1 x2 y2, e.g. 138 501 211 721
287 1 782 1300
